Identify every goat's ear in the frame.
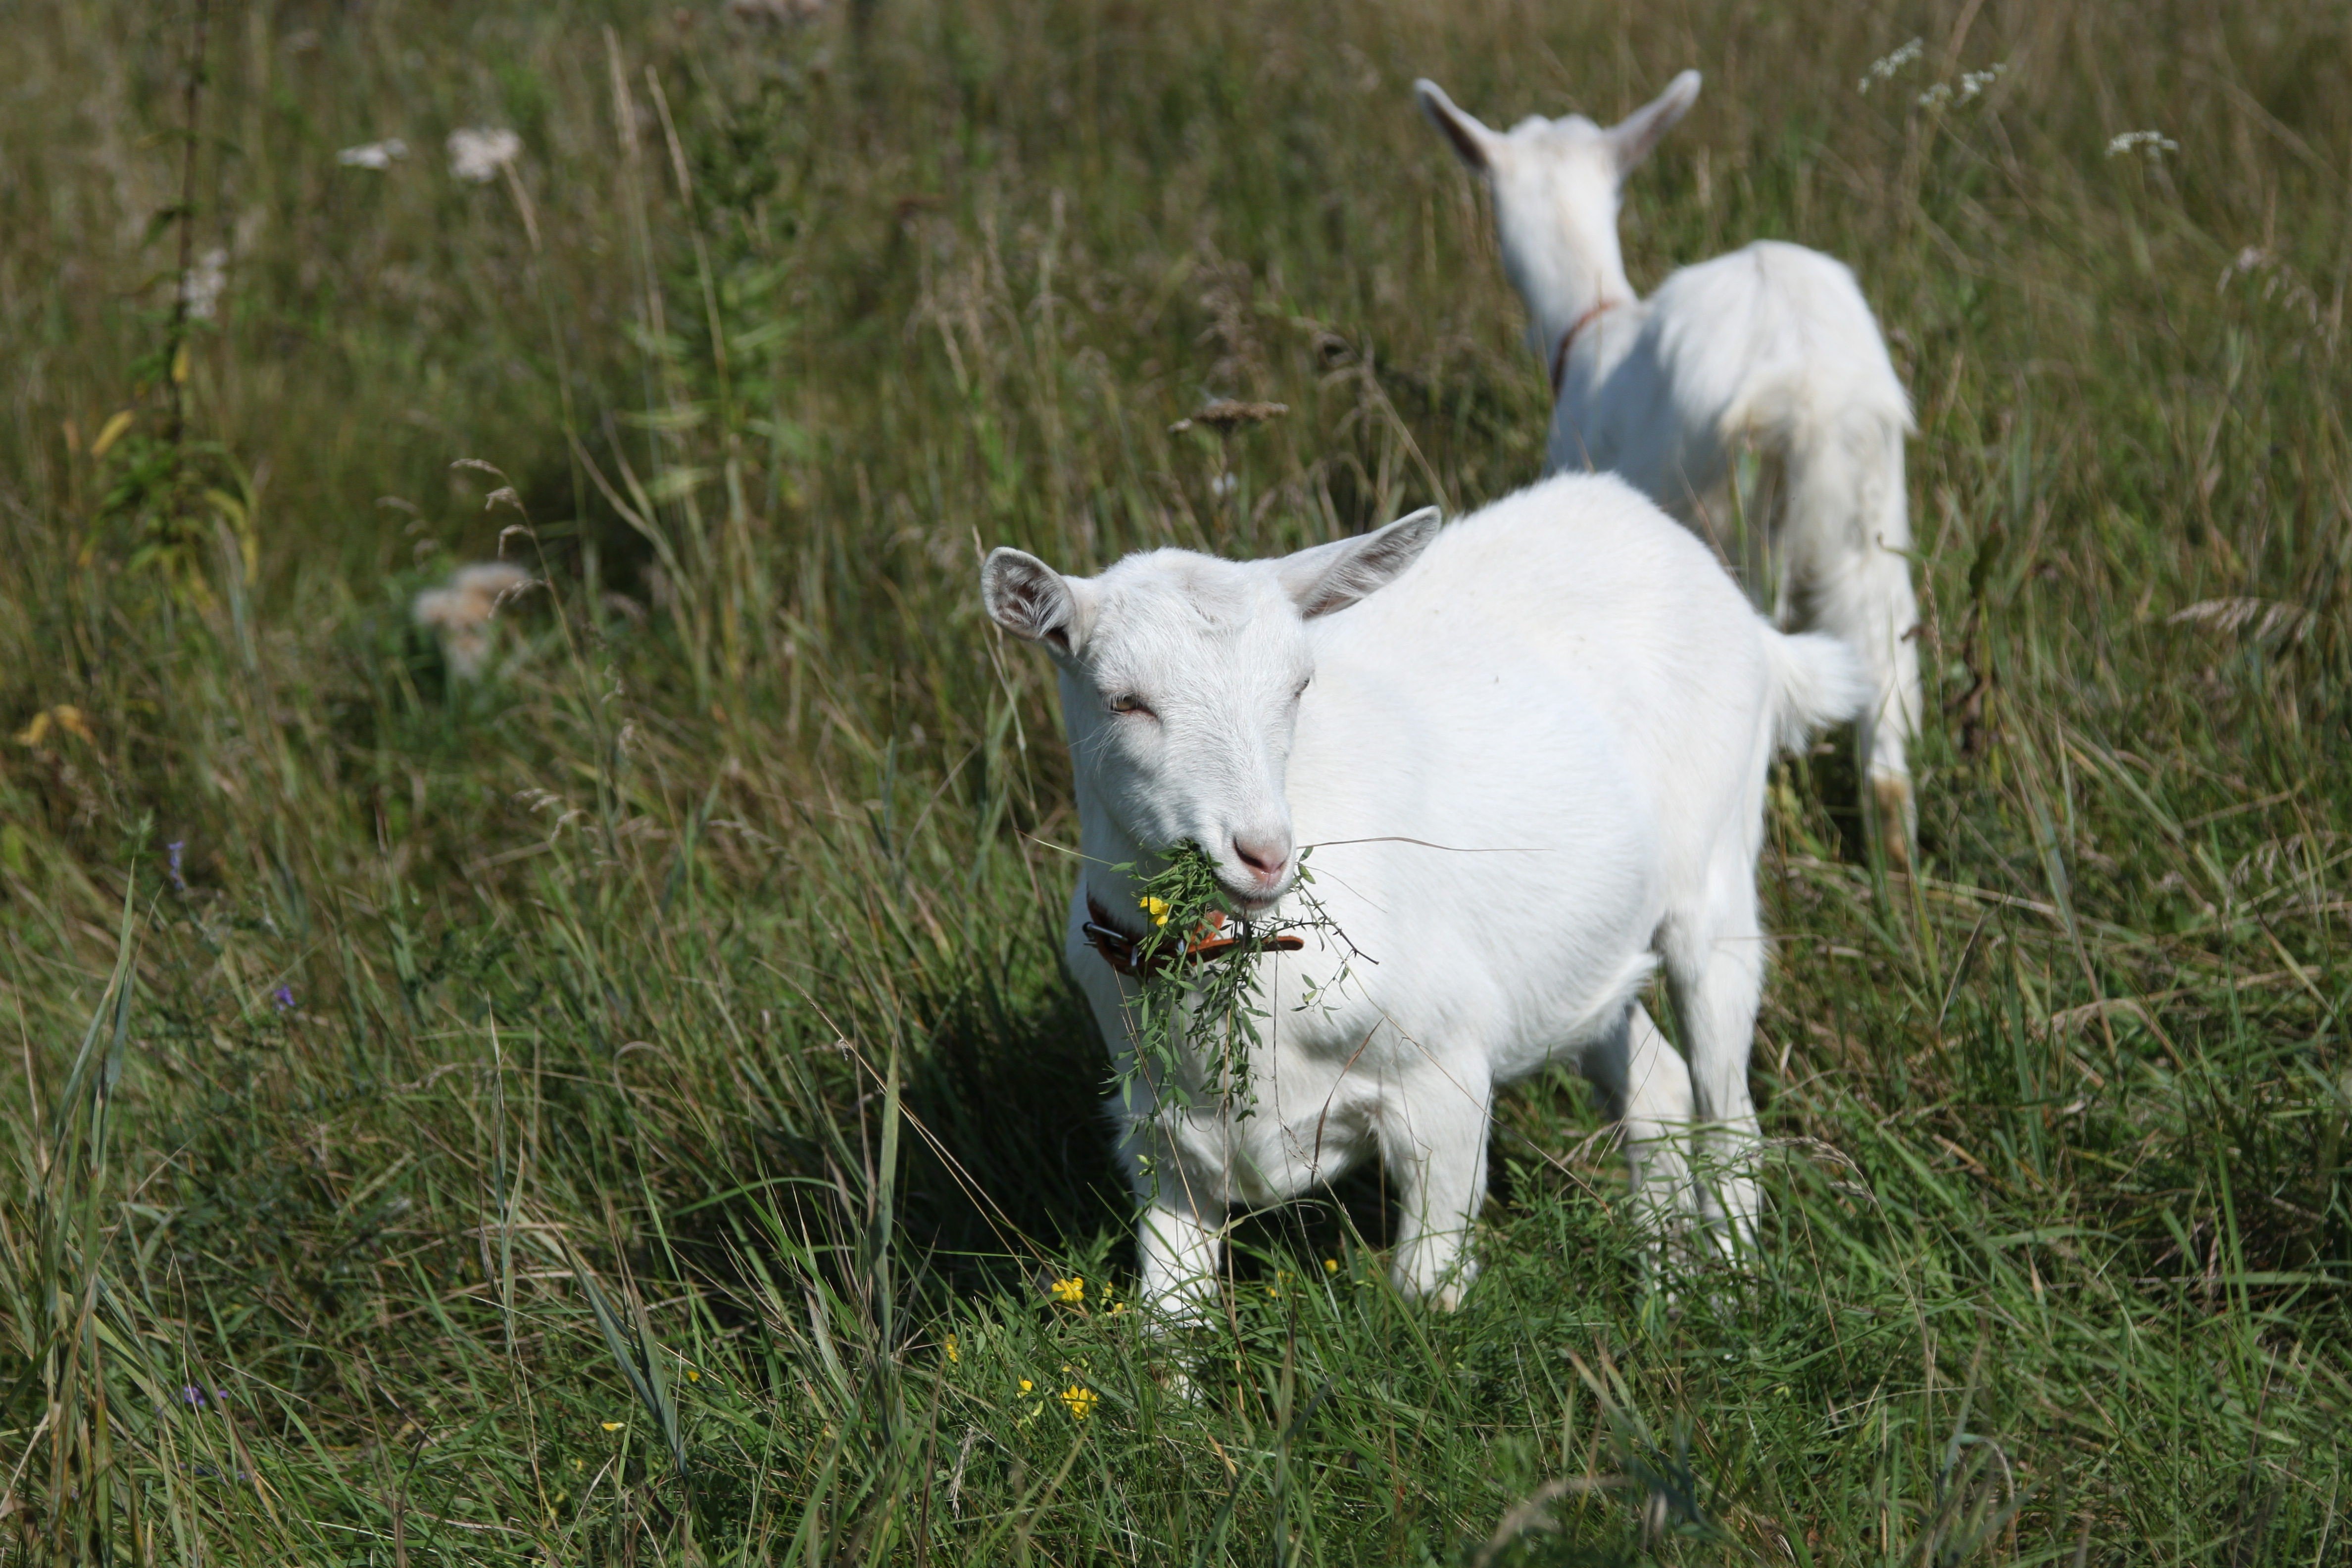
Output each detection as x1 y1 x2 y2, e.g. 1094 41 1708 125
1608 70 1700 176
1276 506 1442 620
1415 81 1497 175
982 548 1089 655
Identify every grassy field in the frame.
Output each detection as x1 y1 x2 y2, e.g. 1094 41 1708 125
3 0 2350 1561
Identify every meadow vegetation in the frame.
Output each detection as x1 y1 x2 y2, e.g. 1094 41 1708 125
2 0 2350 1561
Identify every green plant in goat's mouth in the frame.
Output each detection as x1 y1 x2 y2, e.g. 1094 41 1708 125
1110 841 1361 1119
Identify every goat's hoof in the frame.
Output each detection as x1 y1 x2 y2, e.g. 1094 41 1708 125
1392 1256 1479 1311
1137 1297 1213 1337
1152 1365 1202 1404
1871 775 1915 871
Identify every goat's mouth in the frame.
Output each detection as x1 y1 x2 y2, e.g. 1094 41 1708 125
1213 870 1290 919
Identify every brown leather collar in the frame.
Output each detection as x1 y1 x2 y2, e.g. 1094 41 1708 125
1548 298 1624 398
1083 890 1304 978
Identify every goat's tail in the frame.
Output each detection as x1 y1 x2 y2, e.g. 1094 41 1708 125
1760 627 1872 756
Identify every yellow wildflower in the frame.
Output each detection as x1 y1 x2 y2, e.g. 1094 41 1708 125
1050 1275 1085 1306
943 1334 960 1364
601 1421 624 1432
1019 1378 1033 1394
1323 1258 1339 1275
1061 1385 1099 1421
685 1368 700 1382
1140 896 1171 928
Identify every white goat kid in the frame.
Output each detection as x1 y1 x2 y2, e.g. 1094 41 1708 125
1416 72 1924 867
981 474 1867 1318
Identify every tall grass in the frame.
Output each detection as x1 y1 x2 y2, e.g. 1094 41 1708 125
1 0 2348 1561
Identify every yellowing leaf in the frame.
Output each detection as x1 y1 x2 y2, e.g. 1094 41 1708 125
615 403 712 433
90 410 135 459
17 706 95 746
206 488 259 583
645 465 713 504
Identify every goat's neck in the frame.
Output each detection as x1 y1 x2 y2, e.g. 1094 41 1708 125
1076 793 1155 920
1525 262 1639 380
1511 222 1640 379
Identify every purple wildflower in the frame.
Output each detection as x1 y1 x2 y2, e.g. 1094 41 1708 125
272 986 295 1012
166 840 187 892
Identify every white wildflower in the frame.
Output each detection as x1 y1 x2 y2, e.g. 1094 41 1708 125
2220 246 2268 290
337 138 409 170
2107 130 2179 159
1858 39 1921 93
413 560 536 679
1919 62 2003 111
1958 62 2005 102
179 247 229 321
447 127 523 184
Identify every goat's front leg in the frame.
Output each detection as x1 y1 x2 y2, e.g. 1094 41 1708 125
1105 1023 1229 1326
1115 1108 1228 1324
1134 1195 1222 1325
1379 1069 1494 1310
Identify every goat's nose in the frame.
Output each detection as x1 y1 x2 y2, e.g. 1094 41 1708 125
1231 833 1290 885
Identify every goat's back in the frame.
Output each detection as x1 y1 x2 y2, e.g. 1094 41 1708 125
1656 241 1908 428
1268 473 1784 1077
1555 240 1909 500
1307 471 1783 827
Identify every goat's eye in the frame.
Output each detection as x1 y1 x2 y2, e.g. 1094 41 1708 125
1107 692 1155 718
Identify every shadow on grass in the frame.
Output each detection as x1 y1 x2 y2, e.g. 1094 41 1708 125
1790 733 1874 865
895 978 1130 1288
895 980 1611 1309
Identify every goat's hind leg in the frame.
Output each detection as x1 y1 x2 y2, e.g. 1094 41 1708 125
1581 1002 1698 1239
1786 413 1922 867
1808 536 1922 866
1659 873 1769 1259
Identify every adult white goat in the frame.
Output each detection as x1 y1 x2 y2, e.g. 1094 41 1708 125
1415 71 1923 867
981 474 1866 1317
